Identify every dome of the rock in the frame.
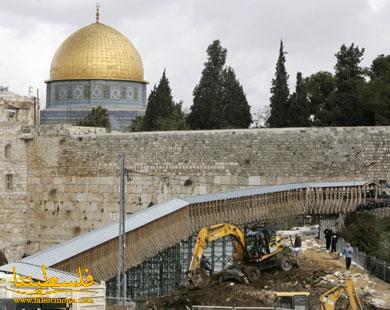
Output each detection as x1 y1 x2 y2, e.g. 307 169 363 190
41 9 147 132
50 23 145 83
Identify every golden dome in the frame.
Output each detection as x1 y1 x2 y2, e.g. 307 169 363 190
49 22 145 83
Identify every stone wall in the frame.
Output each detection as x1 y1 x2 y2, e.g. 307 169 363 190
0 88 37 126
0 123 30 260
0 88 37 261
3 125 390 261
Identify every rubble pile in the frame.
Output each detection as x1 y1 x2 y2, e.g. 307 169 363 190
277 225 319 237
317 270 369 286
301 238 325 252
277 225 325 252
229 286 275 305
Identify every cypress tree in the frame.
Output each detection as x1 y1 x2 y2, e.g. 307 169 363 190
142 70 186 131
188 40 227 129
267 40 290 127
222 67 252 128
188 40 251 129
288 72 311 127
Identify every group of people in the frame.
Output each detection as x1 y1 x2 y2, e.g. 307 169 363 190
323 228 339 253
324 227 354 270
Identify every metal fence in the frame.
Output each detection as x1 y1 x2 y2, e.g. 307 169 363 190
335 237 390 283
106 297 136 309
106 235 235 299
319 215 390 283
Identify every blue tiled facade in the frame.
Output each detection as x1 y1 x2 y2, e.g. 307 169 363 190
41 79 147 131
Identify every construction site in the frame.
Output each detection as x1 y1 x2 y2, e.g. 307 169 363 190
3 1 390 308
1 179 387 309
148 225 390 309
2 84 390 310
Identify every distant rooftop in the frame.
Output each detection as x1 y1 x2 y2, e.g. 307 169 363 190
0 87 34 109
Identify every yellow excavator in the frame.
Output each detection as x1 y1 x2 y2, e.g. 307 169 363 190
273 278 363 309
186 223 296 286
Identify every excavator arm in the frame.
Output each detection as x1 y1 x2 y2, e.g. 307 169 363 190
188 223 246 271
319 278 363 310
185 223 296 287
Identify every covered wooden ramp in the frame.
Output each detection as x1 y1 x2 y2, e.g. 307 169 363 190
18 180 378 283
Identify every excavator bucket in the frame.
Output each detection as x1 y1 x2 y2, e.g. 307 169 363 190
183 269 210 288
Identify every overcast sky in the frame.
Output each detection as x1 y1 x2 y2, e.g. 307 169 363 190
1 0 390 114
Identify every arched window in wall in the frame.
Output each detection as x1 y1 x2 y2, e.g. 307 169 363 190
4 144 11 159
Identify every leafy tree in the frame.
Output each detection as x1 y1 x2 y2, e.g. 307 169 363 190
341 212 380 255
78 106 110 130
159 100 187 130
375 216 390 261
287 72 311 127
188 40 227 129
342 212 390 261
222 67 252 128
267 40 290 127
331 44 368 125
361 54 390 125
304 71 336 126
142 70 186 131
129 115 144 132
375 230 390 261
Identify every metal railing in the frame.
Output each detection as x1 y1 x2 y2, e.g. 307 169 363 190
319 215 390 283
335 237 390 283
106 297 136 309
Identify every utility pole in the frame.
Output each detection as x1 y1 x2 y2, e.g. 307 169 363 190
117 153 127 305
36 89 40 126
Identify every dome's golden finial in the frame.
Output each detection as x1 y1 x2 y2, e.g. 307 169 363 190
96 3 100 23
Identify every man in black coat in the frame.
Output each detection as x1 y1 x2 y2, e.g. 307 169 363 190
331 232 338 252
324 228 333 251
293 234 302 266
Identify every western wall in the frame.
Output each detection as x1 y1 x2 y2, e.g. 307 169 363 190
2 125 390 261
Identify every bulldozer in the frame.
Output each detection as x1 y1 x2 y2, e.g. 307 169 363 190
273 278 363 309
186 223 297 286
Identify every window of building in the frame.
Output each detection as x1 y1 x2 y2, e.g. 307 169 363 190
4 109 18 122
5 174 13 191
7 110 16 120
4 144 11 159
133 87 139 101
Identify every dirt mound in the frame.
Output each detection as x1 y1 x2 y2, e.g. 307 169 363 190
152 254 331 308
